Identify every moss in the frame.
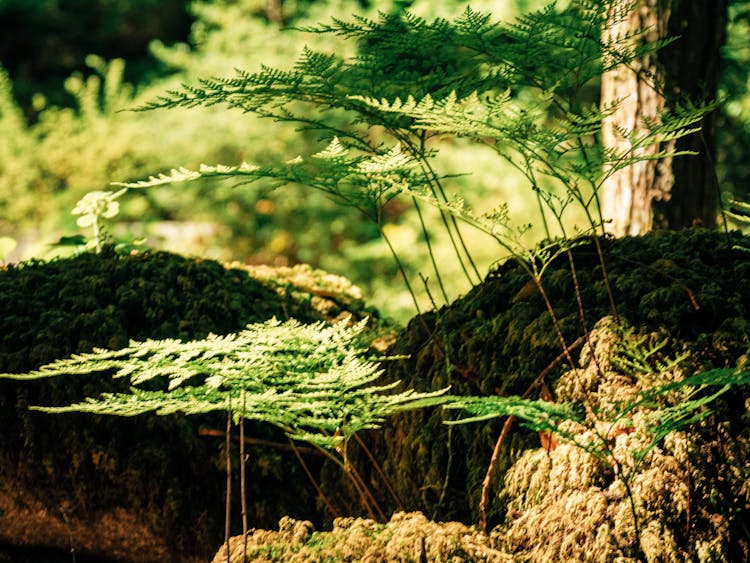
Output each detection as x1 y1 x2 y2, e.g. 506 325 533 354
0 247 381 561
212 511 513 562
334 229 750 553
487 320 749 561
3 229 750 560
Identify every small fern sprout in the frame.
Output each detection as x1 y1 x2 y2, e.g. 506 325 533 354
72 187 127 253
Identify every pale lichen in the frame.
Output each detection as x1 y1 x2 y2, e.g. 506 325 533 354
491 318 748 562
212 511 514 562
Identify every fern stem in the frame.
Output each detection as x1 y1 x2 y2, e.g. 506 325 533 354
288 438 339 518
477 337 584 530
347 458 387 521
224 405 232 563
591 234 619 322
314 442 382 521
532 275 577 372
420 275 457 519
353 433 404 511
377 223 423 318
421 158 482 284
412 196 450 304
565 248 604 377
401 131 481 286
240 391 248 561
479 416 514 532
619 469 644 560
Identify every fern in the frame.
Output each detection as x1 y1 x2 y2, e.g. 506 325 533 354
115 138 423 222
112 0 715 314
444 394 578 430
1 318 448 452
118 0 713 238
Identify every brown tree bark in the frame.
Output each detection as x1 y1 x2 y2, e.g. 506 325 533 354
266 0 284 26
600 0 729 236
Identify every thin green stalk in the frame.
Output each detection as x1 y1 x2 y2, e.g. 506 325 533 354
412 196 450 304
377 223 424 318
421 159 482 283
224 403 232 563
590 232 619 322
619 466 644 560
240 390 248 562
522 153 552 241
401 130 481 286
562 189 619 322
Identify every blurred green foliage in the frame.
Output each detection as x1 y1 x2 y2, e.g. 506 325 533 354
719 0 750 202
0 0 190 106
1 0 749 322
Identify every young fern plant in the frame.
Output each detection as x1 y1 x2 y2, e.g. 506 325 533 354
0 318 449 526
112 0 713 346
70 188 127 253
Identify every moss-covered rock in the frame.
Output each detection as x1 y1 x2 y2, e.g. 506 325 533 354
3 229 750 561
0 247 382 562
494 318 749 561
329 229 750 549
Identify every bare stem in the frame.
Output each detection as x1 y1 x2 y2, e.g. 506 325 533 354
224 405 232 563
240 391 248 562
412 196 450 304
533 276 577 372
478 338 584 530
378 224 423 317
288 438 339 518
353 433 404 511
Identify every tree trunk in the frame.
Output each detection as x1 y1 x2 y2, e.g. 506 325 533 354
600 0 728 236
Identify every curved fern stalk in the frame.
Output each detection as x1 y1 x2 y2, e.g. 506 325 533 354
405 186 587 371
474 337 585 531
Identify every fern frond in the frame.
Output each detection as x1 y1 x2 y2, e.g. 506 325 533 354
111 162 260 189
444 395 580 430
4 318 450 454
312 136 349 160
356 143 415 173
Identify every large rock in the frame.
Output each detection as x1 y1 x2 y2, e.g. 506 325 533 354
323 229 750 554
212 511 512 562
0 247 381 562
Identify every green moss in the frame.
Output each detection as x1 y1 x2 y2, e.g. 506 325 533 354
0 247 381 560
337 229 750 547
2 229 749 560
492 319 749 561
